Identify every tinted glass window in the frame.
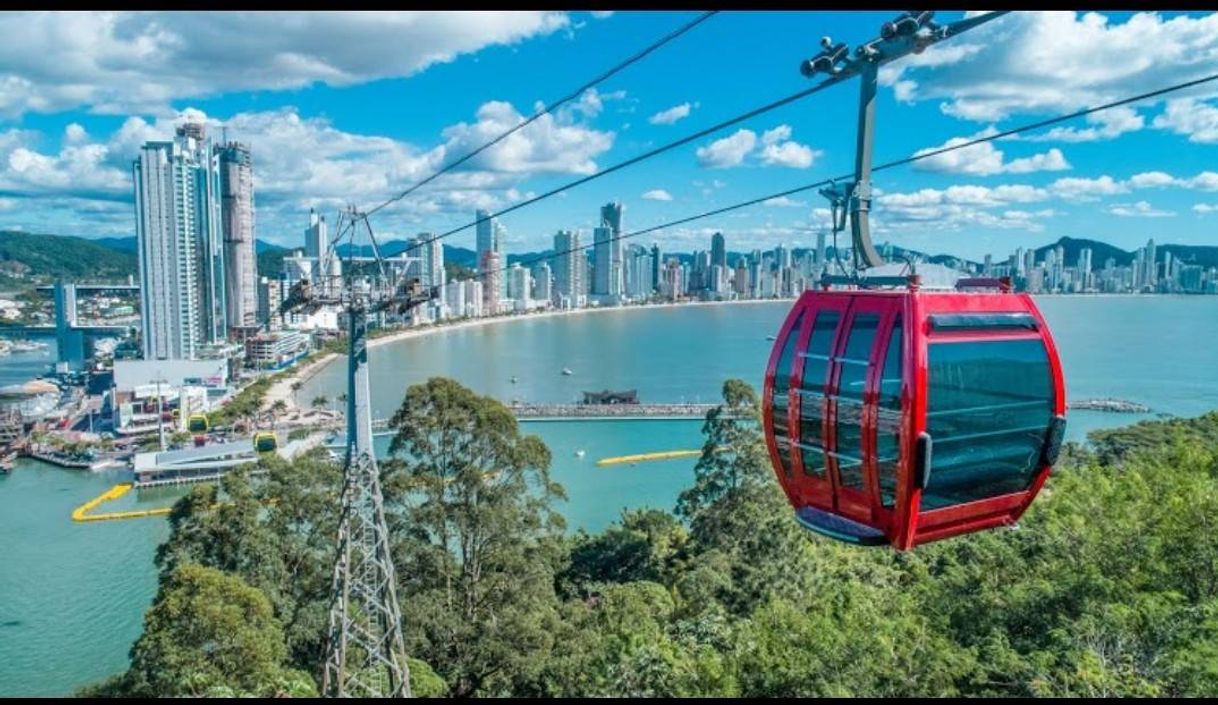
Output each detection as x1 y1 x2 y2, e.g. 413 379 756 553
875 318 902 508
833 314 878 492
795 311 840 477
770 311 804 477
923 338 1054 509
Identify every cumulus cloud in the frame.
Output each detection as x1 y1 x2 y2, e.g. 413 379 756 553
1153 98 1218 144
912 128 1071 175
696 124 819 169
1049 175 1129 201
880 11 1218 143
762 196 807 208
1048 170 1218 201
0 11 570 117
695 129 757 168
642 189 673 201
648 102 694 125
876 183 1056 231
1108 200 1175 217
0 98 616 242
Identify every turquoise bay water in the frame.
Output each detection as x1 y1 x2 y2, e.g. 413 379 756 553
2 296 1218 695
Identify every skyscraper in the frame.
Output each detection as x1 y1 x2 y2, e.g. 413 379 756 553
711 231 726 269
218 142 257 331
593 226 614 297
650 243 662 293
305 208 328 260
133 122 225 360
532 262 552 304
416 233 445 289
600 201 625 298
552 230 583 308
480 250 502 315
475 209 497 264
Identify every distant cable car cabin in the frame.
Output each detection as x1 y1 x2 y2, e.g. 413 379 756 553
253 432 278 454
762 275 1067 550
186 413 209 434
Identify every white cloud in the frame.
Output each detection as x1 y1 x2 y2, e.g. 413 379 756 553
1108 201 1175 217
695 129 757 168
913 129 1071 175
760 141 818 169
1049 175 1129 201
1193 203 1218 213
762 196 807 208
761 125 791 145
1153 98 1218 144
881 11 1218 134
649 102 693 125
1024 106 1145 143
0 98 616 242
876 183 1055 231
0 11 571 117
696 124 819 169
642 189 673 201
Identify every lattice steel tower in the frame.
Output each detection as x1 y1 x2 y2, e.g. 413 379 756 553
282 209 432 698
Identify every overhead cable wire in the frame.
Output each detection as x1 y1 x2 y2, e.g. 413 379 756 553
376 11 1005 259
363 10 719 219
481 70 1218 279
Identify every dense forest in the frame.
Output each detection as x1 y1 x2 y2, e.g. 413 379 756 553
81 378 1218 697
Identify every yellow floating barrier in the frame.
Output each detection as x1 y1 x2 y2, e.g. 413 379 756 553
597 449 703 467
72 483 173 522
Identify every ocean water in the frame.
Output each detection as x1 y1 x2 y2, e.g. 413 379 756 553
2 296 1217 695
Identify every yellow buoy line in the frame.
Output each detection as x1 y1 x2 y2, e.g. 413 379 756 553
72 482 282 523
596 449 703 467
71 483 173 522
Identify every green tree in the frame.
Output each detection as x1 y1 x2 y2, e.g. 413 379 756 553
384 377 567 696
122 564 307 697
676 378 772 522
558 509 687 599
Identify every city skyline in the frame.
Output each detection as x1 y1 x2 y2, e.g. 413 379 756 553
0 11 1217 261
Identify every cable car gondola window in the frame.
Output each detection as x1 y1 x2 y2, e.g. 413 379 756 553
875 318 902 508
833 314 879 492
771 311 805 477
923 338 1054 509
796 311 840 478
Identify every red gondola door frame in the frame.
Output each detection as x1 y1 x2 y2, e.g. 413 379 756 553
823 295 900 529
788 295 850 511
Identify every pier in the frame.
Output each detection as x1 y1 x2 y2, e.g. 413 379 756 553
369 403 719 431
1068 398 1151 413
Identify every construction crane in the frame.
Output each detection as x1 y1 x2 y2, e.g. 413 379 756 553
281 207 435 698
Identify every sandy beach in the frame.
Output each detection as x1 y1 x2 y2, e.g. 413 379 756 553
264 298 789 413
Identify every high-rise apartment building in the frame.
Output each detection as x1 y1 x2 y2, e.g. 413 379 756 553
218 142 257 331
133 122 226 360
552 230 583 308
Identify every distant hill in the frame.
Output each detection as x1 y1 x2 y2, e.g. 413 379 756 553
0 230 137 283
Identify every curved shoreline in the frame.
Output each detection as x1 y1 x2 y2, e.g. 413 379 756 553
272 298 791 412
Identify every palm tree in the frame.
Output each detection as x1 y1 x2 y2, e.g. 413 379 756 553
311 395 329 410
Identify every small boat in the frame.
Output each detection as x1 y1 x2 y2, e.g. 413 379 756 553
766 335 776 341
575 449 586 458
561 368 573 376
510 376 518 384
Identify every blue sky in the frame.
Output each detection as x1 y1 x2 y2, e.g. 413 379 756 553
1 10 1217 261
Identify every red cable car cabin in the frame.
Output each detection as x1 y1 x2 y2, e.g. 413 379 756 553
762 278 1067 550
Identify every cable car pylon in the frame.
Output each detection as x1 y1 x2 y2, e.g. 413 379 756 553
282 207 434 697
801 10 1010 271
